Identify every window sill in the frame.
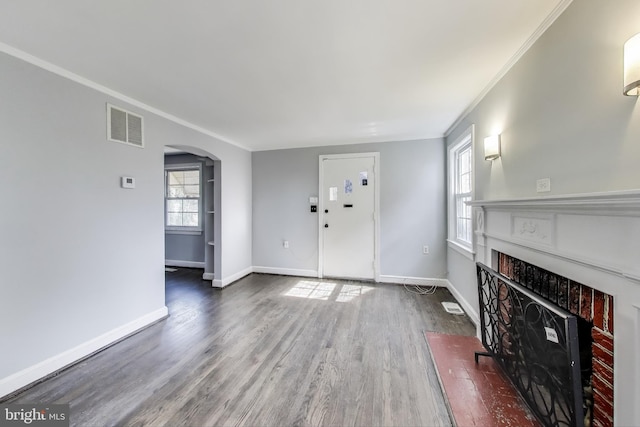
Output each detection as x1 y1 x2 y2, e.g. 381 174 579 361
447 239 475 261
165 229 202 236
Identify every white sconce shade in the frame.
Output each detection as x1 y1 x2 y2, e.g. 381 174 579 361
484 135 501 161
624 33 640 96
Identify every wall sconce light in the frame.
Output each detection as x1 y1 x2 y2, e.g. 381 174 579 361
624 33 640 96
484 134 501 161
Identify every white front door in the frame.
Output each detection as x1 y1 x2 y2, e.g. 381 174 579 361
319 153 378 280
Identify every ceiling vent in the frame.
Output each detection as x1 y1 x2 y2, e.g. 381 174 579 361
107 103 144 148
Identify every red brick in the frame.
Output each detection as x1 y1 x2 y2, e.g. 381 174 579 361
593 388 614 422
593 360 614 386
594 393 614 415
502 254 511 279
593 290 605 330
592 328 614 354
592 377 614 425
592 404 614 427
498 253 506 274
580 286 593 321
505 256 512 279
592 372 614 398
592 342 614 368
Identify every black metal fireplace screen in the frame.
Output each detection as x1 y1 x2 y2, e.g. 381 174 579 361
476 262 584 427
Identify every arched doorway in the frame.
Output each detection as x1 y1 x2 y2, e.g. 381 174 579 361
164 145 221 285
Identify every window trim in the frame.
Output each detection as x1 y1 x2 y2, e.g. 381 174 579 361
164 162 203 234
447 125 475 255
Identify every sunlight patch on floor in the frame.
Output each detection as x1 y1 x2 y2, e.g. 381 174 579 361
284 280 336 300
336 284 374 302
284 280 374 302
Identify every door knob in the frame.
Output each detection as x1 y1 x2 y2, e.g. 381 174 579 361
324 224 329 228
325 209 329 213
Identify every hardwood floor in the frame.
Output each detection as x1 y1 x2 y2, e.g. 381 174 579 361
6 269 476 426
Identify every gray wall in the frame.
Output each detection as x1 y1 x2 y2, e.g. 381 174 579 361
446 1 640 323
0 50 252 389
252 138 446 280
164 153 207 264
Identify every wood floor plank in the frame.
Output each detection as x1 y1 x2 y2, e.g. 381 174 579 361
4 270 476 426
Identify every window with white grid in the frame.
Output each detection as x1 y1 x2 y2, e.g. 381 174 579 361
165 166 202 232
454 143 473 245
448 126 474 252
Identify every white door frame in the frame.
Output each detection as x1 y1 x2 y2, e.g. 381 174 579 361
318 152 380 281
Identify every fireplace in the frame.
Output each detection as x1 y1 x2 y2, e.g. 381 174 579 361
467 190 640 426
489 252 614 427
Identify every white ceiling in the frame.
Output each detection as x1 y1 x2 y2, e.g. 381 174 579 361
0 0 567 151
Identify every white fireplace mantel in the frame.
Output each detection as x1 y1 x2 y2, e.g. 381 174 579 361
468 189 640 284
467 189 640 425
469 189 640 216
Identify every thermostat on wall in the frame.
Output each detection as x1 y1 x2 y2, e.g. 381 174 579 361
121 176 135 189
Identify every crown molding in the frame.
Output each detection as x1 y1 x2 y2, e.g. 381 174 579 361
445 0 575 138
0 42 251 152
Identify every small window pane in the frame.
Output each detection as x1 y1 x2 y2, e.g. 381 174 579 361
182 213 199 226
168 185 185 198
183 171 200 185
459 152 469 174
167 200 183 213
183 199 198 212
460 174 471 194
167 213 183 226
169 172 183 185
183 185 199 198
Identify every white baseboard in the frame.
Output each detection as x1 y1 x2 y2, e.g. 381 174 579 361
252 266 319 278
0 306 168 399
444 279 480 328
202 272 215 280
165 260 205 269
378 275 449 287
214 266 254 288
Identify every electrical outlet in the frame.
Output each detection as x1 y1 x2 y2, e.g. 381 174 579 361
536 178 551 193
283 240 289 249
423 245 429 254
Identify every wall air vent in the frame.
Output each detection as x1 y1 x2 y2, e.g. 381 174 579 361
107 103 144 148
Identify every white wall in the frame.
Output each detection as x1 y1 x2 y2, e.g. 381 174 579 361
252 139 447 281
449 0 640 200
446 0 640 321
445 2 640 422
0 50 252 396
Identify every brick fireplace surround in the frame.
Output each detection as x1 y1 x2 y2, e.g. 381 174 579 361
497 252 614 426
468 190 640 426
